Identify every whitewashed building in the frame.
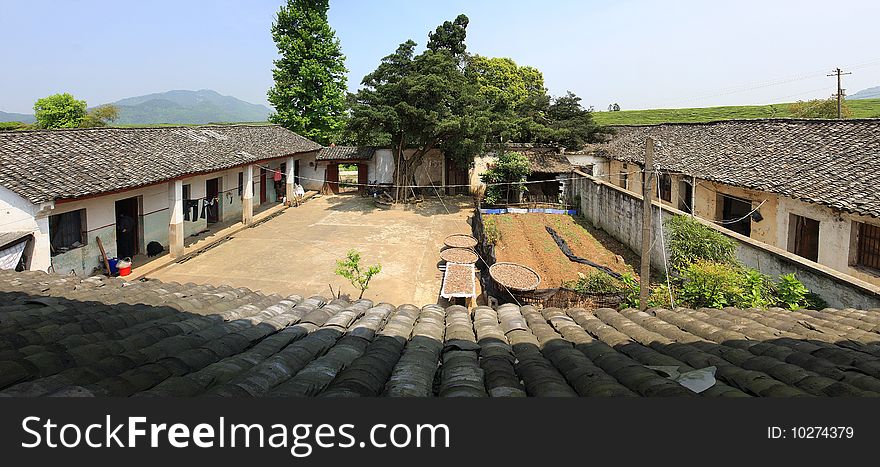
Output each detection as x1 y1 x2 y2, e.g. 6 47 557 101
0 124 320 275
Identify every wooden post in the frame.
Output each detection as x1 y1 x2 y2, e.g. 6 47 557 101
639 137 656 311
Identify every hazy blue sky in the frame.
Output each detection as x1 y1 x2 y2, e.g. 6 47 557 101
2 0 879 114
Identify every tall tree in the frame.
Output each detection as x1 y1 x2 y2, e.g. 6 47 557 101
81 105 120 128
348 14 490 202
267 0 348 145
543 91 606 150
33 93 87 129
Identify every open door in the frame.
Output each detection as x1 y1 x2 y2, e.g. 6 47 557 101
114 196 140 259
357 164 368 195
206 177 221 224
788 214 820 262
259 167 267 204
326 163 339 194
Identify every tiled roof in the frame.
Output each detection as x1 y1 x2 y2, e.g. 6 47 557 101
527 152 573 174
2 269 880 397
0 125 321 204
316 146 377 161
604 119 880 218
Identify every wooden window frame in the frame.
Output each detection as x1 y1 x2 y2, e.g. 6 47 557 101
49 208 87 256
854 221 880 273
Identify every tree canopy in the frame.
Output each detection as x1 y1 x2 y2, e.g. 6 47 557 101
267 0 348 145
33 93 87 129
346 14 608 201
81 105 120 128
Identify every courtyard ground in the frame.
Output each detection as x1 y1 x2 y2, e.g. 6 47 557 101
146 194 475 306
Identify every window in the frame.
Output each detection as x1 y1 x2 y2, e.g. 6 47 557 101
718 194 752 237
182 184 191 200
658 173 672 202
237 172 244 196
788 214 820 262
679 179 693 213
620 163 629 189
855 222 880 272
49 209 86 255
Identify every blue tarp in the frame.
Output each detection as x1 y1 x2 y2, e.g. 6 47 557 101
480 208 576 215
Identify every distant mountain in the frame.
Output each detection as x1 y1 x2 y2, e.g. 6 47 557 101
110 89 271 124
848 86 880 100
0 111 35 124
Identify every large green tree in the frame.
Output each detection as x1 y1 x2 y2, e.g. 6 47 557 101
267 0 348 145
33 93 87 129
544 91 606 150
347 14 490 201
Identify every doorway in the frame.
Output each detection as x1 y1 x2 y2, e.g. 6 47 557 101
114 196 140 259
718 194 752 237
446 156 469 195
679 179 693 213
206 177 221 224
788 214 820 262
357 163 368 195
259 167 267 204
294 160 300 185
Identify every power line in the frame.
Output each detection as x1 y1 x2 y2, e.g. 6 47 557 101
827 67 852 119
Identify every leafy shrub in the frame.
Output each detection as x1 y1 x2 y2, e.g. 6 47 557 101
647 283 675 308
566 271 622 294
335 250 382 299
483 216 502 245
739 268 774 309
679 260 744 309
775 273 809 310
481 151 531 205
618 272 640 309
0 121 28 131
665 215 737 273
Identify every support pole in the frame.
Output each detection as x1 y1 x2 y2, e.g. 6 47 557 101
639 137 656 311
243 164 254 225
168 179 184 258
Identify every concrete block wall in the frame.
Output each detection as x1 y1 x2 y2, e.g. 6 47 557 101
569 172 880 309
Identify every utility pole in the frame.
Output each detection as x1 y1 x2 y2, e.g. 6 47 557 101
639 137 656 311
827 67 852 119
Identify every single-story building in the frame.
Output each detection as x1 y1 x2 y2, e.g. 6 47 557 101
590 118 880 287
0 124 320 276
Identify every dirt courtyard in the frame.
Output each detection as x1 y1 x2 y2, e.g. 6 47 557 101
147 194 475 306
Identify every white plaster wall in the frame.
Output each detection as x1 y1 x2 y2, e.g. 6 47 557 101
372 149 394 184
294 152 323 191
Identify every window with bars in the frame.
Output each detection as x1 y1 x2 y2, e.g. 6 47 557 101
855 222 880 272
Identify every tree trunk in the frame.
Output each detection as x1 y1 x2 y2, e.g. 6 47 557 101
390 139 436 203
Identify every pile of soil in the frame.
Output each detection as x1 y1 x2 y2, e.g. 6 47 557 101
442 263 474 295
490 214 640 288
444 234 478 249
440 248 478 264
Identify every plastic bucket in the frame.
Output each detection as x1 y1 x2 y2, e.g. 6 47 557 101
107 257 120 275
117 257 132 276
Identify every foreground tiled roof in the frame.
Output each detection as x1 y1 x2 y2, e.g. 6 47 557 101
0 125 321 204
606 119 880 218
316 146 377 161
2 270 880 397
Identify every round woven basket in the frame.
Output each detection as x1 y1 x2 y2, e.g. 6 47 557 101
440 248 479 264
444 234 478 249
489 262 541 291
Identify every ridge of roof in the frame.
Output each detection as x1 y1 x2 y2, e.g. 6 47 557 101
609 117 880 128
0 123 279 135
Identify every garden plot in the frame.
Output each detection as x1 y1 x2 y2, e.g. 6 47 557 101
487 213 640 288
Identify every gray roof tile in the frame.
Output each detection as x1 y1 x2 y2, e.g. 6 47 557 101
0 125 321 204
603 119 880 218
2 269 880 397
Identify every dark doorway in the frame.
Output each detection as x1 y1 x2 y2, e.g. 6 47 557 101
259 167 267 204
115 196 140 259
719 194 752 237
294 160 300 185
679 179 693 213
446 157 469 195
206 177 221 224
357 164 368 195
788 214 820 262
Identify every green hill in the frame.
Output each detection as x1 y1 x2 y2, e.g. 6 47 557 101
593 98 880 126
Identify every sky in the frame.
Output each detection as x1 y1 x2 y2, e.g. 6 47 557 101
1 0 879 114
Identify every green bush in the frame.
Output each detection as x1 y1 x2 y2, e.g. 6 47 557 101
739 268 774 309
565 271 622 294
647 283 675 308
665 215 738 273
481 151 531 205
679 260 744 309
483 216 502 245
618 272 640 309
775 273 809 310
